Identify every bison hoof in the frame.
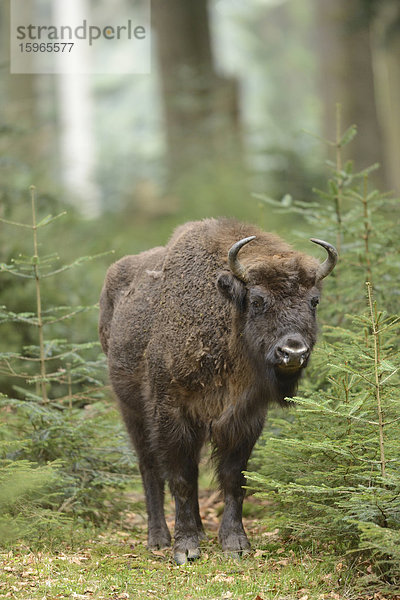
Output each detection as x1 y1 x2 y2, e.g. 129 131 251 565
174 535 201 565
174 546 201 565
219 530 251 555
148 528 171 550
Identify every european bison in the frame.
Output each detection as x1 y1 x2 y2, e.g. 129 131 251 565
99 218 337 564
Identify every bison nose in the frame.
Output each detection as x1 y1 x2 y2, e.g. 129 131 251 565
275 337 309 370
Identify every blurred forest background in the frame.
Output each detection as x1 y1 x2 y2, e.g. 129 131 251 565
2 0 400 227
2 0 400 368
1 0 400 593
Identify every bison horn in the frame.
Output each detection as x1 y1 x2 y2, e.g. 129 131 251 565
228 236 256 282
310 238 338 281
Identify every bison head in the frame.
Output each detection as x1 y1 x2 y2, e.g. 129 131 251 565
216 235 337 383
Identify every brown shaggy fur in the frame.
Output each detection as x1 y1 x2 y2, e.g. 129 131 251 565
99 218 326 563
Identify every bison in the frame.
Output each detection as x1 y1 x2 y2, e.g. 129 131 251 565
99 218 337 564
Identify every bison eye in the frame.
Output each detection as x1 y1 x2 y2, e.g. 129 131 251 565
310 296 320 308
251 295 265 312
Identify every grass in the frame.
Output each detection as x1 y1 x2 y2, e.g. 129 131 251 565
2 454 399 600
0 478 368 600
0 465 395 599
2 443 399 599
1 529 343 600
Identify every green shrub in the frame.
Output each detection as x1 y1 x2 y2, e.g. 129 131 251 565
0 188 137 547
247 112 400 587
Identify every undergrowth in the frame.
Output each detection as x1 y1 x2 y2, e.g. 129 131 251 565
247 108 400 592
0 188 137 547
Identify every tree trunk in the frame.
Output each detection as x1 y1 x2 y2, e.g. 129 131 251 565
152 0 243 190
315 0 387 186
1 0 36 159
371 6 400 195
53 0 100 218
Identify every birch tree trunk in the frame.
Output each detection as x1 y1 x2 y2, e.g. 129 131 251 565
53 0 101 218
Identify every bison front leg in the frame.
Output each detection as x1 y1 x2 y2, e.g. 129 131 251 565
215 443 253 556
170 462 202 565
213 407 264 558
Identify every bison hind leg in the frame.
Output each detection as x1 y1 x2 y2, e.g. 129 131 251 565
116 394 171 550
142 467 171 550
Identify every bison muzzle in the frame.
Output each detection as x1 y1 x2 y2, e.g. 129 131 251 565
99 218 337 564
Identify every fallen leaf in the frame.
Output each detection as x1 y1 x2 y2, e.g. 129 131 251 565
21 569 36 577
277 558 289 566
212 575 235 583
151 550 166 557
262 528 280 538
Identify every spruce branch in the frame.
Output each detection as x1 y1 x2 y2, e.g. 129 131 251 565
362 176 373 287
40 252 113 279
30 186 48 403
0 217 33 229
366 282 386 478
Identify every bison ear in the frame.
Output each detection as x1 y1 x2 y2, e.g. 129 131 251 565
216 272 247 311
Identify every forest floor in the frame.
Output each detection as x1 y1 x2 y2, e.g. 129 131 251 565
0 488 396 600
